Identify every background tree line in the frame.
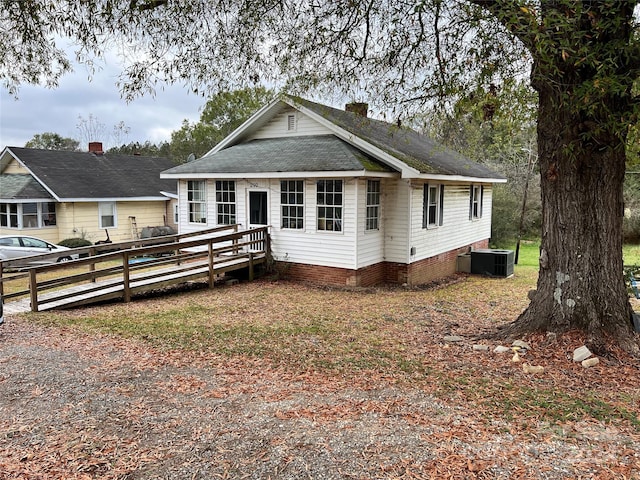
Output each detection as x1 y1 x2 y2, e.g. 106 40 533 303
25 87 274 161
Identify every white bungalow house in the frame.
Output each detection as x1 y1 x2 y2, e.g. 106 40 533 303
0 143 178 244
161 95 506 287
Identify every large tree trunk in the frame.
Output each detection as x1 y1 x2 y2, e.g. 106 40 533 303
497 1 640 356
507 76 638 355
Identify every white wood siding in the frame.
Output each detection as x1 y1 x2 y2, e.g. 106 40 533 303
177 179 248 233
355 178 385 268
177 177 360 268
249 107 332 140
175 177 495 270
408 183 492 261
270 177 357 268
383 179 412 263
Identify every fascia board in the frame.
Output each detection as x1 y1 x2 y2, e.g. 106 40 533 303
0 147 13 171
0 197 56 203
159 191 178 199
162 171 399 180
416 174 508 184
57 197 170 202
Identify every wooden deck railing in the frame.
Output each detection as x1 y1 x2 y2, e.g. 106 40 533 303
0 225 270 312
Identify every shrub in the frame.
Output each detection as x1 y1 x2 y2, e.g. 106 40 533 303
58 238 93 248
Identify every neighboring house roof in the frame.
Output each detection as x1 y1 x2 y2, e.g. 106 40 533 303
163 135 393 176
1 147 177 201
166 95 505 183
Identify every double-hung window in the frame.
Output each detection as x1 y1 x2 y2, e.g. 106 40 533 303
216 180 236 225
187 180 207 224
22 203 38 228
42 202 57 226
0 204 18 228
423 184 444 228
99 202 116 228
281 180 304 229
470 184 484 220
0 202 57 228
366 180 380 231
317 179 343 232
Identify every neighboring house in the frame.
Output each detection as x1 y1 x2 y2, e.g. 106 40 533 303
0 143 178 244
161 95 506 287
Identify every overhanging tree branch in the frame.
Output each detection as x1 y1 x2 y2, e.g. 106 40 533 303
468 0 539 53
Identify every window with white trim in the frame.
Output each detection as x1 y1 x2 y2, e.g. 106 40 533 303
470 184 484 220
366 180 380 231
42 202 57 226
99 202 117 228
187 180 207 224
281 180 304 229
22 203 38 228
423 184 444 228
317 179 343 232
0 204 18 228
0 202 57 228
215 180 236 225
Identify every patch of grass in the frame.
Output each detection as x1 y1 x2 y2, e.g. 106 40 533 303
514 240 540 267
479 383 640 427
514 240 640 267
624 243 640 266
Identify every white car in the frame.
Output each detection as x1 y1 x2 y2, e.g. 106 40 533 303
0 235 78 263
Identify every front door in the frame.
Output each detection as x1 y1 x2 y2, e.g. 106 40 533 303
248 191 268 228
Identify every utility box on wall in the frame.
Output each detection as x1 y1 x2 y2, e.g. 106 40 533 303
471 249 515 277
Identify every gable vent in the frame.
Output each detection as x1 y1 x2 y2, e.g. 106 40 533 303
287 114 296 131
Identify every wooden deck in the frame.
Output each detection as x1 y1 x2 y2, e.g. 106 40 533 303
1 226 269 314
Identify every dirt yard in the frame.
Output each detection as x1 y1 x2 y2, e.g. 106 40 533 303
1 276 639 479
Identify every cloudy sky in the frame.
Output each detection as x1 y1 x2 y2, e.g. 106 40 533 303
0 58 205 151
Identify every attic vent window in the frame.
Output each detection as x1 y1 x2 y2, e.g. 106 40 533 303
287 114 296 131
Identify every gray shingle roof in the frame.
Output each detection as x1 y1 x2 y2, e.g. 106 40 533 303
289 96 505 179
163 135 393 175
0 174 53 199
4 147 177 199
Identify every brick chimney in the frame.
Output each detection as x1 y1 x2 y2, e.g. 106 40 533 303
345 102 368 118
88 142 104 155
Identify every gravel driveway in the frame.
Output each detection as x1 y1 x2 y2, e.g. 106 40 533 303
1 314 639 479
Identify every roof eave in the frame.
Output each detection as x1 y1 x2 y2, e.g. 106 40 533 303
56 196 171 202
0 197 56 203
162 170 399 179
415 173 508 183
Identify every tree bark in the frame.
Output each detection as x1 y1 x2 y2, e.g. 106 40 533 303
508 91 636 354
499 2 640 356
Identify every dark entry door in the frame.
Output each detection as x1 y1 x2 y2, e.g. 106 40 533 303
249 191 268 227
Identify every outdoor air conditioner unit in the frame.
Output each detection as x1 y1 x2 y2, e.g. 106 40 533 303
470 249 515 277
